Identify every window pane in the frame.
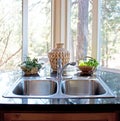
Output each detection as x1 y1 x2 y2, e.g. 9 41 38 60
28 0 51 62
0 0 22 72
100 0 120 69
70 0 92 61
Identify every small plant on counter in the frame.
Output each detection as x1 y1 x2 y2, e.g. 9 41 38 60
19 57 43 75
79 57 99 68
78 56 99 76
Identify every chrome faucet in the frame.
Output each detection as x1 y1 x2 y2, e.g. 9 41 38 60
57 58 76 81
57 58 62 79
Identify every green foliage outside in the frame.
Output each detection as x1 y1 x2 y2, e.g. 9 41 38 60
0 0 51 72
101 0 120 68
71 0 120 69
0 0 22 71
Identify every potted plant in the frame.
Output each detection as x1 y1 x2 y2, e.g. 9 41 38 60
78 56 99 76
19 57 43 76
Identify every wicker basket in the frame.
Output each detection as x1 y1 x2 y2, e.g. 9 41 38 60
21 66 39 76
48 43 70 72
78 66 94 72
78 66 95 74
78 56 96 76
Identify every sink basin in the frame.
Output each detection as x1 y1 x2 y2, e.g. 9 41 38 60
61 78 115 98
61 79 105 95
3 76 115 99
14 80 57 96
3 77 57 98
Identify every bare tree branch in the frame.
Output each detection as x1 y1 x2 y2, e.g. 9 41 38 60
0 31 12 61
0 47 22 67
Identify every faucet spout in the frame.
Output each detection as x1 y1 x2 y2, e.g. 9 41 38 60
57 58 62 79
57 59 76 81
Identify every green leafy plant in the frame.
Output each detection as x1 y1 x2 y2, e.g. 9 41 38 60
79 57 99 68
19 57 43 75
21 57 42 69
78 57 99 76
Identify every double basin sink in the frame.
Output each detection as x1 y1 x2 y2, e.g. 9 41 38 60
3 76 115 99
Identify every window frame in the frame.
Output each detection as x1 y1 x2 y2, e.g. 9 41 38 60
91 0 101 61
22 0 120 73
22 0 100 63
22 0 28 62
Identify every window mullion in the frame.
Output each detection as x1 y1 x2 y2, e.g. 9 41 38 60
66 0 73 61
52 0 68 48
52 0 61 48
92 0 101 61
22 0 28 61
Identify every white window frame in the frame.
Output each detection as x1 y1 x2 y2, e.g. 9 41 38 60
22 0 28 61
92 0 101 61
22 0 99 60
52 0 69 49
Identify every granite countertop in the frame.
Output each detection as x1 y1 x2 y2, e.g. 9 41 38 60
0 69 120 105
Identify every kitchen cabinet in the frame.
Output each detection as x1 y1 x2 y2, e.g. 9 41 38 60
4 112 116 121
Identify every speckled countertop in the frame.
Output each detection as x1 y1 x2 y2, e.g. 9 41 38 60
0 69 120 105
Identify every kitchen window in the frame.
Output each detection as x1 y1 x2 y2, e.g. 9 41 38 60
69 0 120 71
0 0 22 72
0 0 52 72
0 0 120 72
28 0 51 59
100 0 120 70
70 0 93 61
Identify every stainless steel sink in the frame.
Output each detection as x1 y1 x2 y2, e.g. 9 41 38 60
3 76 115 99
14 79 57 96
61 78 109 98
3 77 57 98
61 79 105 95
